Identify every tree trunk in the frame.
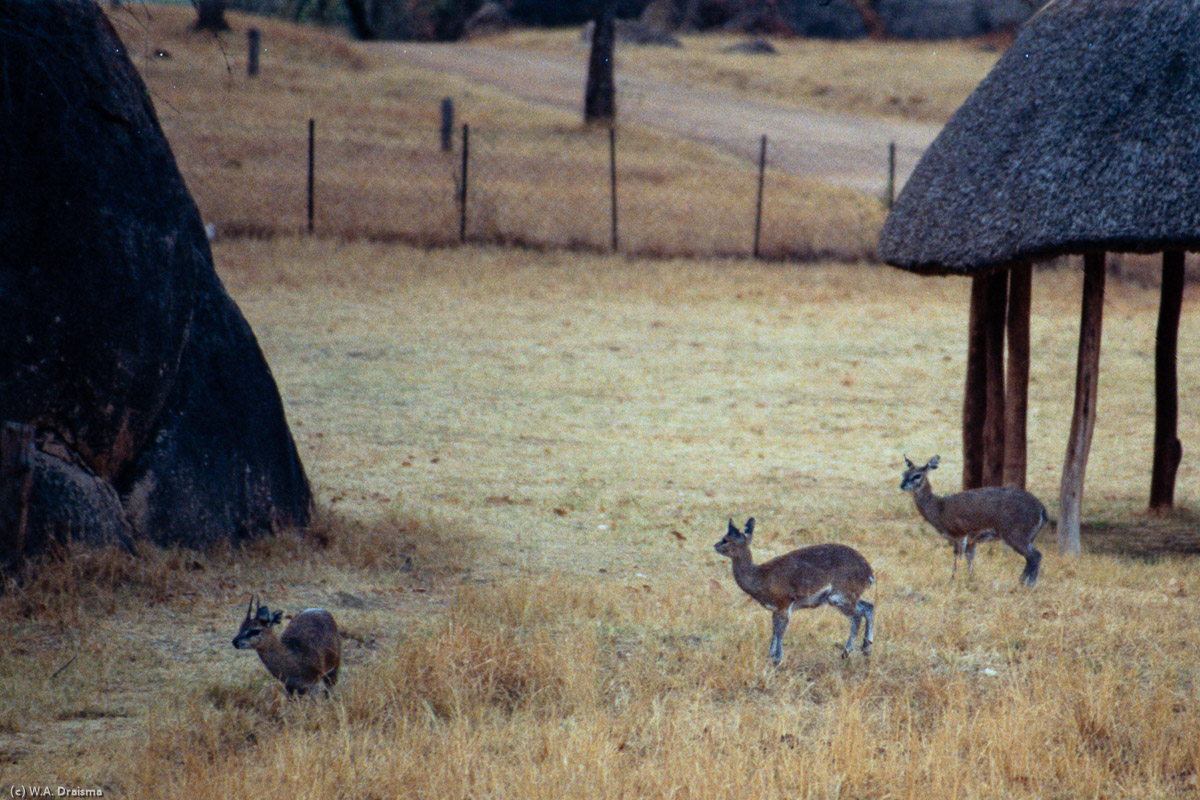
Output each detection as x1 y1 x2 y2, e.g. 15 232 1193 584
0 422 35 564
343 0 375 40
1150 250 1185 511
192 0 230 32
1059 253 1106 555
982 269 1008 486
584 0 617 124
1003 263 1032 489
963 276 989 490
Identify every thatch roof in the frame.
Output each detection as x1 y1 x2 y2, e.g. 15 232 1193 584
879 0 1200 275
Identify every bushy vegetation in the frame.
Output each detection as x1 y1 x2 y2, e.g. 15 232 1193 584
231 0 647 40
230 0 1036 42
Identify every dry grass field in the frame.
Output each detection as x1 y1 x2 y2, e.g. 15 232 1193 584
106 6 893 258
3 6 1199 799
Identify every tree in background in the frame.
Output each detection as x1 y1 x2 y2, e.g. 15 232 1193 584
583 0 616 124
228 0 1042 41
336 0 481 40
342 0 376 38
844 0 886 38
191 0 231 31
507 0 643 25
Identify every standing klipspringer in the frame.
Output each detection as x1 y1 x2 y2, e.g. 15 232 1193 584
714 518 875 664
900 455 1047 585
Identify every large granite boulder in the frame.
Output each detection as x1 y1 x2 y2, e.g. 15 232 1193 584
0 1 311 560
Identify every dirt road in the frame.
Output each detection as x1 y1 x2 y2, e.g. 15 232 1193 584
384 42 942 196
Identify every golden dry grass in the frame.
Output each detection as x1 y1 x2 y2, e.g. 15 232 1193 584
108 5 883 258
3 8 1199 800
5 240 1199 798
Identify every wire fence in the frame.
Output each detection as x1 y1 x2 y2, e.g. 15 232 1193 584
193 113 896 262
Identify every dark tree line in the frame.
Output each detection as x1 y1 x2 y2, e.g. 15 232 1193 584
216 0 1041 42
224 0 641 40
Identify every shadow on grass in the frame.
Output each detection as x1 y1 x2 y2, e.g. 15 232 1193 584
1081 508 1200 557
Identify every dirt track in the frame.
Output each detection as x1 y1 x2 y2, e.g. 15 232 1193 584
383 42 943 196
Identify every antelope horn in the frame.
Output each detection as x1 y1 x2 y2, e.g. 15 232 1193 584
246 594 256 619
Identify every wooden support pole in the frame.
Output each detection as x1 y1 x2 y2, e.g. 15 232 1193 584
886 140 896 210
982 269 1008 487
963 276 989 490
1059 252 1106 555
1150 249 1185 511
0 421 35 564
1004 262 1032 489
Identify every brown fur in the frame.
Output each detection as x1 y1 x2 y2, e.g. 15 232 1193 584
901 455 1047 585
715 518 875 664
232 598 341 695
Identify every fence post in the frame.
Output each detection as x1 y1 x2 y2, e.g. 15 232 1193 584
307 118 315 233
440 97 454 152
609 126 619 252
247 28 261 77
753 134 767 258
886 140 896 210
459 123 470 242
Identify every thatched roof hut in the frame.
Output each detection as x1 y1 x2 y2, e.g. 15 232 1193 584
879 0 1200 552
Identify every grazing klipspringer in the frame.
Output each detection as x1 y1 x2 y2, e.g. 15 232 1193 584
714 518 875 664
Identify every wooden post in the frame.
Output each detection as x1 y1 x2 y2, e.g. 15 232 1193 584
440 97 454 153
583 0 617 124
459 122 469 242
982 269 1008 486
306 118 315 233
886 140 896 210
609 126 619 252
247 28 261 77
1150 249 1185 511
1059 252 1106 555
0 421 35 563
1003 262 1032 489
963 276 989 490
753 134 767 258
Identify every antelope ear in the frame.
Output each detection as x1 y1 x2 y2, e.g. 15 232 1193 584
270 611 284 626
744 518 755 539
727 518 738 535
928 455 940 470
904 455 915 468
256 605 273 622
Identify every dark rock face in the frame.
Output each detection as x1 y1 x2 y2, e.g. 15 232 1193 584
121 288 312 546
879 0 1032 40
0 2 311 558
